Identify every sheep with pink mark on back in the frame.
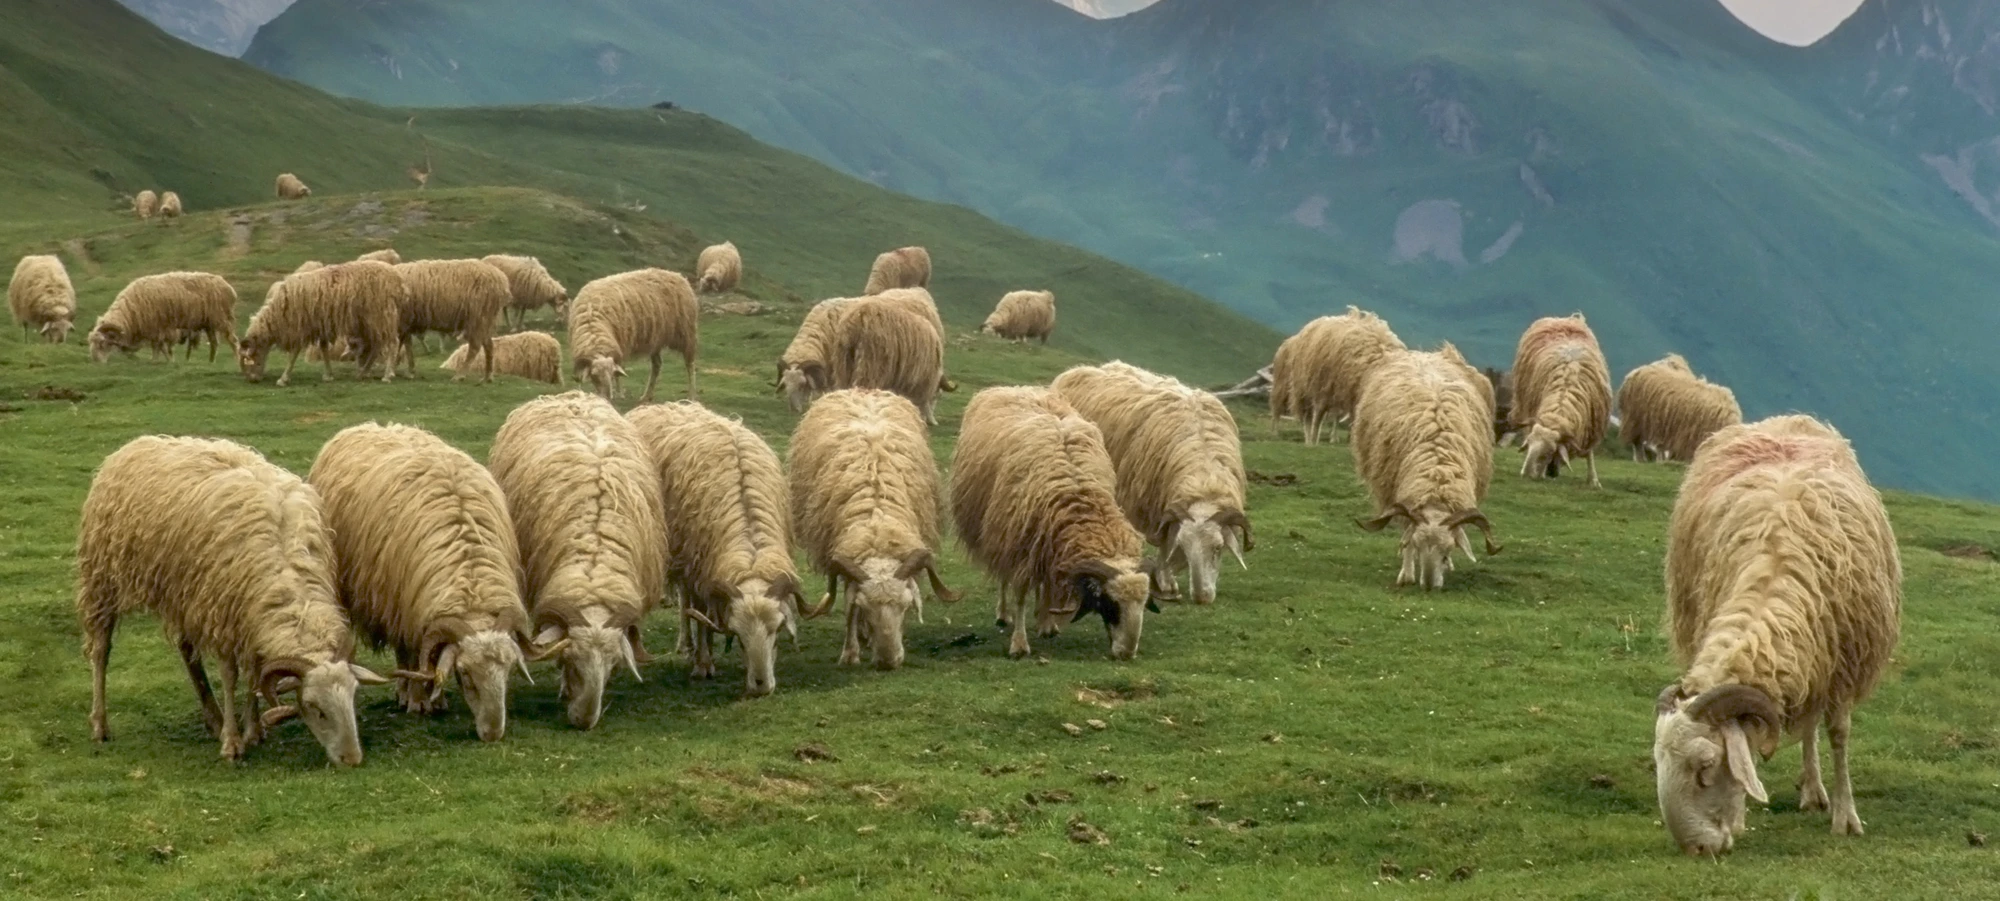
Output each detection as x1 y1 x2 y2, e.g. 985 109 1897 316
1508 313 1611 486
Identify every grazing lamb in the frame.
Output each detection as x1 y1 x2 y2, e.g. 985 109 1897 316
1509 313 1612 486
1051 362 1250 604
628 402 823 696
77 436 388 764
788 389 959 670
1300 306 1405 445
483 254 568 331
1351 344 1500 589
133 190 159 220
863 246 931 295
981 290 1056 344
89 272 238 365
695 242 742 294
488 392 668 730
391 259 511 381
238 261 401 386
9 254 76 343
1618 354 1742 463
308 424 533 742
442 331 564 385
275 173 312 200
1653 415 1901 855
827 293 947 425
951 387 1164 661
568 268 700 402
158 191 182 219
356 249 401 265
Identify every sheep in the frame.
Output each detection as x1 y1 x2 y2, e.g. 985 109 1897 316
488 392 668 730
307 423 534 743
951 386 1166 661
1051 362 1251 604
159 191 182 219
695 242 741 294
356 249 401 265
1484 366 1514 444
275 173 312 200
238 261 400 386
77 436 389 764
1299 306 1405 445
9 254 76 343
981 290 1056 344
391 259 511 382
568 267 700 402
787 389 959 670
133 190 158 220
1265 324 1318 437
1350 344 1501 589
483 254 568 331
1653 415 1901 855
628 401 825 696
441 331 564 385
777 297 853 412
89 272 238 365
1618 354 1742 463
293 260 327 274
827 293 947 425
863 246 931 295
1508 313 1613 486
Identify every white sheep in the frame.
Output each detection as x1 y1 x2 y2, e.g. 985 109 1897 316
89 272 238 365
275 173 311 200
483 254 569 331
441 331 564 385
391 259 511 381
1275 307 1405 445
9 254 76 343
238 261 401 386
827 293 946 425
133 190 159 220
1509 313 1612 486
568 268 700 402
981 290 1055 344
863 246 931 295
159 191 183 219
695 242 742 294
1618 354 1742 463
1350 344 1500 589
356 249 401 265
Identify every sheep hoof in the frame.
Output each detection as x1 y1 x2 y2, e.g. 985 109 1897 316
1831 809 1864 836
220 736 245 761
90 719 110 743
838 648 861 666
275 377 290 388
1007 640 1031 660
1798 781 1830 812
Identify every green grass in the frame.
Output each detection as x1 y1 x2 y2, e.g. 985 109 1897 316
3 192 2000 899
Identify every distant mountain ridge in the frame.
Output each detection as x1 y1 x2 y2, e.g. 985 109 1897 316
114 0 292 55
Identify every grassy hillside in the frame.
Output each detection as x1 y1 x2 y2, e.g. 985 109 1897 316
2 199 1999 898
245 0 2000 502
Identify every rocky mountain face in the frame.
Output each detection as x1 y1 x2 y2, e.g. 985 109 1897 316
1052 0 1160 16
115 0 294 55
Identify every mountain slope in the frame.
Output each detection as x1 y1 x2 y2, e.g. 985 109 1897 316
114 0 293 56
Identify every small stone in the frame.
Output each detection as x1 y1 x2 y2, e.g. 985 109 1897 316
855 825 877 836
1971 831 1989 847
793 742 838 763
1061 723 1084 737
1261 732 1283 744
1066 815 1111 846
1086 719 1108 731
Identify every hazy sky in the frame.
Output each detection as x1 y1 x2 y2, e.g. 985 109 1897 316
1715 0 1867 45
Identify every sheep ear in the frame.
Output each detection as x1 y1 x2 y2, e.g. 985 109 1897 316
1722 723 1769 804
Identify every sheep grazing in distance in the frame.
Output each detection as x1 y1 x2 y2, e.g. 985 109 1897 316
77 436 389 764
488 392 668 730
981 290 1056 344
695 242 742 294
568 267 700 402
483 254 568 331
9 254 76 343
308 424 534 742
1051 362 1250 604
133 190 159 220
158 191 183 219
1618 354 1742 463
1265 326 1315 437
238 261 401 386
1654 415 1901 855
1509 313 1612 486
829 293 947 425
863 246 931 295
1272 307 1404 445
356 248 400 265
1484 366 1514 443
788 389 959 670
777 296 853 412
629 401 824 696
1351 344 1500 589
391 259 511 382
293 260 326 274
89 271 238 365
951 386 1165 661
275 173 311 200
442 331 564 385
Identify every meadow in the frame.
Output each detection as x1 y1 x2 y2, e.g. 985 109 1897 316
3 193 1999 899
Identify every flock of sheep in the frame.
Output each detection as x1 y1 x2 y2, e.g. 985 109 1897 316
14 182 1900 858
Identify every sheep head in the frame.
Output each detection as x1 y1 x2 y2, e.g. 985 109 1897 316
1067 559 1162 661
41 320 73 344
1357 505 1497 590
583 356 625 400
836 551 959 671
534 612 639 731
1653 683 1783 856
258 656 387 767
1520 424 1568 479
87 325 130 363
236 337 273 382
778 362 825 413
722 576 826 696
393 628 524 743
1160 504 1251 604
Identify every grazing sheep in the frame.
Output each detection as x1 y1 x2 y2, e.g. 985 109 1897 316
9 254 76 343
158 191 183 219
488 392 668 730
777 297 853 412
238 261 400 386
133 190 159 220
1509 313 1612 486
293 260 327 274
568 268 700 402
1351 344 1501 589
827 293 947 425
1299 306 1405 445
483 254 568 331
951 387 1164 661
391 259 510 382
442 331 564 385
1051 362 1251 604
695 242 741 294
275 173 311 200
1484 366 1514 444
1654 415 1901 855
308 424 532 742
356 249 400 265
981 290 1056 344
1265 324 1319 437
863 246 931 295
788 389 958 670
628 401 823 696
77 436 388 764
1618 354 1742 463
89 272 238 365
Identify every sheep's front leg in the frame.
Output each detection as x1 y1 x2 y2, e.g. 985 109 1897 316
217 658 245 761
839 601 863 666
277 348 303 387
179 640 222 736
86 619 115 742
318 342 336 382
1007 587 1032 659
1585 452 1601 489
1798 714 1829 811
1828 708 1864 835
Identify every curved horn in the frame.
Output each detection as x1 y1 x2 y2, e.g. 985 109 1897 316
625 625 654 665
1656 683 1688 716
682 602 722 632
1683 684 1782 749
1067 559 1123 583
619 632 643 682
258 656 314 702
1212 508 1253 552
895 550 963 603
1355 502 1414 532
783 576 834 619
1444 508 1501 555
